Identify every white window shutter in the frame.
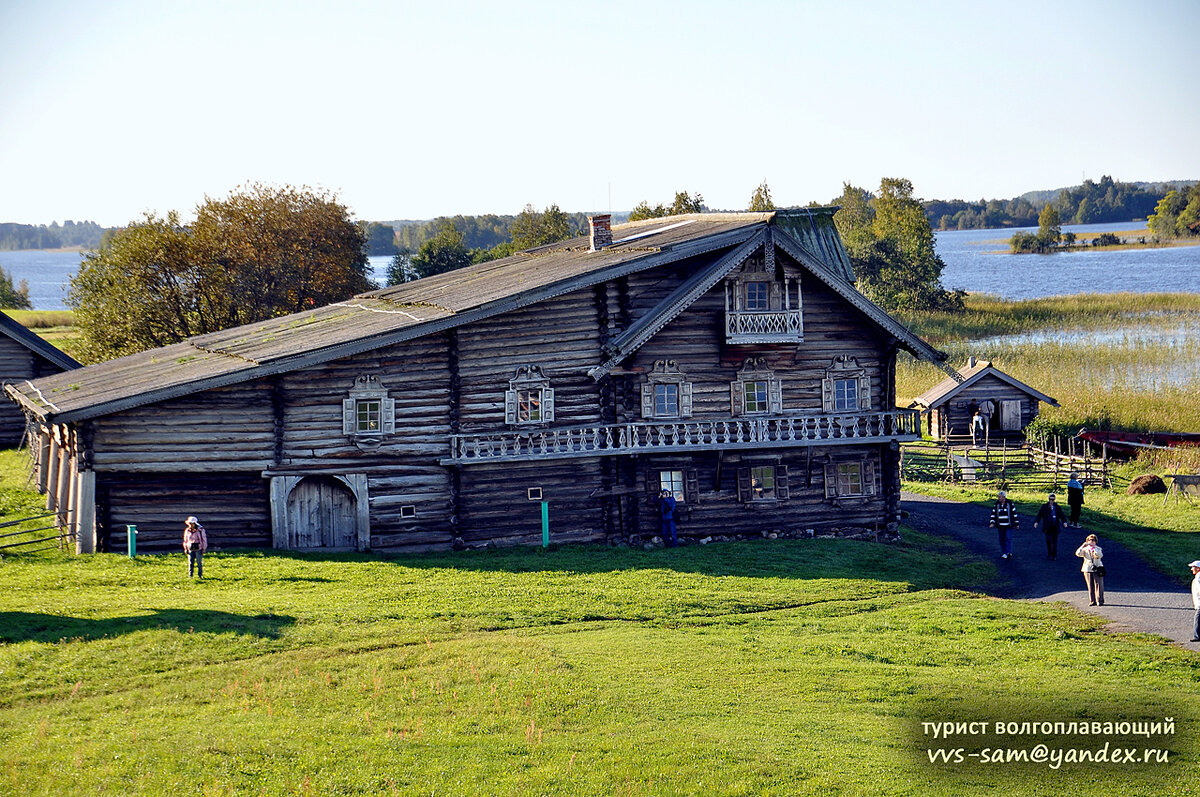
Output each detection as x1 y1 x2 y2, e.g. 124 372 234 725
342 399 356 435
859 378 871 411
821 378 834 413
731 380 744 416
505 389 518 425
382 397 396 434
680 382 693 418
641 383 654 418
824 463 837 499
769 379 783 414
542 388 555 422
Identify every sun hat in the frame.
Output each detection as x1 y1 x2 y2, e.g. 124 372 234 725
186 516 199 524
1188 561 1200 569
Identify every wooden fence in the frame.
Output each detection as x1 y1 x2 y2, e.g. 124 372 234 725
902 434 1114 489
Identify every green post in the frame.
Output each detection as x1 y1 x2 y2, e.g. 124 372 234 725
540 501 549 548
127 524 137 558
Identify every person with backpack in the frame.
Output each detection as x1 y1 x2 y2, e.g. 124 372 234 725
989 490 1018 559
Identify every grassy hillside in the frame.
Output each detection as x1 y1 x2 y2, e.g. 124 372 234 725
1 451 1196 795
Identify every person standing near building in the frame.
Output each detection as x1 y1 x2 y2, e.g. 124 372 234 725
183 516 207 578
971 409 986 446
1189 560 1200 642
1033 492 1067 560
1066 472 1085 528
989 490 1018 559
658 489 678 548
978 397 995 441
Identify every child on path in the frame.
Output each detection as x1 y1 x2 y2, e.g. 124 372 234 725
183 516 207 578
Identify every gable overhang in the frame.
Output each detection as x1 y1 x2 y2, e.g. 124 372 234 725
0 312 81 372
14 224 765 425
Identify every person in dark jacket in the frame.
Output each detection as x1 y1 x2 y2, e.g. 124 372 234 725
989 490 1018 559
1033 493 1069 559
1066 472 1085 527
658 489 678 548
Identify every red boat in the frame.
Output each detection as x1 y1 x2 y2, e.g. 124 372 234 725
1077 428 1200 456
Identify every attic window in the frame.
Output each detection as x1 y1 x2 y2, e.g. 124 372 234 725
724 255 802 343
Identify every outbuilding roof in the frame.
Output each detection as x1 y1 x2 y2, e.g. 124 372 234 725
912 358 1060 409
6 209 942 424
0 310 80 372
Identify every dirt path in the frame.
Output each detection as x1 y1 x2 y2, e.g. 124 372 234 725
902 492 1198 649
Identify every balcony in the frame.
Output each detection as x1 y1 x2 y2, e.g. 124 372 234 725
725 309 803 344
444 409 920 464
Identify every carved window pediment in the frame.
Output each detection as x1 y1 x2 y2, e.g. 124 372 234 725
822 356 871 413
731 357 783 416
342 375 395 451
724 253 802 344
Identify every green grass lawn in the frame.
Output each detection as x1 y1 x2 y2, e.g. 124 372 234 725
3 489 1199 793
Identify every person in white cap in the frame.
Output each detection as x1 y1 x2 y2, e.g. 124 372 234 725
1189 560 1200 642
183 516 207 578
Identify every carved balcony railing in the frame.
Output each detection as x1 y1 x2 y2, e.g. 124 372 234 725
445 409 920 464
725 309 803 343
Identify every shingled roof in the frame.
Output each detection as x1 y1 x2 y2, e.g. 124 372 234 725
6 210 942 424
912 358 1059 409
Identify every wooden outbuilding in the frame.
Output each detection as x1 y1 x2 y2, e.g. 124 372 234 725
0 311 79 447
6 209 949 554
911 358 1058 443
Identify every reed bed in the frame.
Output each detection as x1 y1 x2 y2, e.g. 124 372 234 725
896 293 1200 434
4 309 75 329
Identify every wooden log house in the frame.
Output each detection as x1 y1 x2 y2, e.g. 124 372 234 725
0 310 80 447
911 357 1059 442
5 209 948 554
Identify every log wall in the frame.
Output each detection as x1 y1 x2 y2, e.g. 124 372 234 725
929 375 1043 441
0 335 68 446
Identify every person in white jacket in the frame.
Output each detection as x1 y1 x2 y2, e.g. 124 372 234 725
1075 534 1104 606
1189 560 1200 642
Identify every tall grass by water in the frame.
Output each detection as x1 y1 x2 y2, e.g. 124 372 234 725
897 293 1200 434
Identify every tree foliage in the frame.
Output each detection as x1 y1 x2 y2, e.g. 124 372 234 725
0 265 32 309
0 220 108 251
833 179 963 313
509 204 576 250
1147 184 1200 239
410 220 472 279
748 181 776 212
68 184 372 363
359 221 397 255
629 191 706 221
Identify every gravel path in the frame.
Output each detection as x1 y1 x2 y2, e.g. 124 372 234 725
902 491 1199 650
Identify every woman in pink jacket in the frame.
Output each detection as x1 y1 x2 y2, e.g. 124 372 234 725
182 516 208 578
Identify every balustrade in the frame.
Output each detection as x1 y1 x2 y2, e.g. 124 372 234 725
448 410 920 463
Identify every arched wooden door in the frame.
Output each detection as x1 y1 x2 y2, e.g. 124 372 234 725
285 476 358 550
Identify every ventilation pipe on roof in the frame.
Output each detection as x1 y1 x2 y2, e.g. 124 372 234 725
968 356 977 368
588 214 612 251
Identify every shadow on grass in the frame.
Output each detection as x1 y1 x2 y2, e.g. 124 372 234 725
0 609 295 644
233 534 996 593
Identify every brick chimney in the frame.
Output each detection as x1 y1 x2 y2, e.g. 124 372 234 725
588 214 612 252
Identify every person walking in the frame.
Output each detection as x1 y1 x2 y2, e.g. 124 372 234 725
1033 493 1068 560
657 489 678 548
971 409 986 447
183 516 208 578
1066 472 1085 528
989 490 1018 559
1189 560 1200 642
1075 533 1105 606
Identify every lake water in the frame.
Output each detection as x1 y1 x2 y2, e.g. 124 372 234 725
3 222 1200 310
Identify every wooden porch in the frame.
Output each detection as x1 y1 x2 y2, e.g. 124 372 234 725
445 409 921 464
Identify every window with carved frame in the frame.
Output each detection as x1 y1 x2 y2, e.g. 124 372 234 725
505 365 554 426
823 457 877 499
822 356 871 413
342 375 395 450
641 360 693 419
731 357 782 416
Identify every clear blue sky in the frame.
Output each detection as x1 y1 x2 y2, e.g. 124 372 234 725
1 0 1196 226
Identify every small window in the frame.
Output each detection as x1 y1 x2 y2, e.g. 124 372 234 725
356 399 382 432
833 379 859 413
659 470 685 503
517 389 542 423
528 487 543 501
641 360 692 419
837 463 863 496
744 380 770 414
750 466 776 500
655 383 679 417
744 281 770 311
400 505 417 519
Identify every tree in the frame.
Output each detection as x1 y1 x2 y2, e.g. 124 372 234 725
411 220 472 279
509 204 575 250
748 181 776 211
1037 203 1061 248
0 265 31 309
386 249 414 285
833 179 963 313
629 190 706 221
68 184 373 362
359 221 397 255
